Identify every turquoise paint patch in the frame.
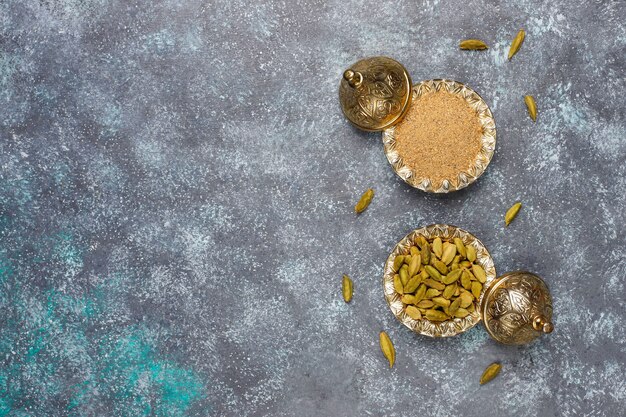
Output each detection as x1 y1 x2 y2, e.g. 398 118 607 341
0 238 207 416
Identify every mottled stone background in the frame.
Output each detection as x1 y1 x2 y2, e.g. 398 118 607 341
0 0 625 416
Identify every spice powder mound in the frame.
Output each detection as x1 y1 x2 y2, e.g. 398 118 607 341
393 90 484 188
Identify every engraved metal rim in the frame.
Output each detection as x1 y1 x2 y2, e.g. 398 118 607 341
382 79 497 193
383 224 497 338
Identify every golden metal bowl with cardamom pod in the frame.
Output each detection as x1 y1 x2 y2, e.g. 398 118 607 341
383 224 554 345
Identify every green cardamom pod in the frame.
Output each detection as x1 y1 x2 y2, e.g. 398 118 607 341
342 274 353 302
508 29 525 60
453 308 470 318
425 288 441 299
432 237 443 259
466 245 477 263
423 279 445 291
453 238 467 259
461 270 472 289
471 281 483 298
354 188 374 213
441 244 457 265
432 297 451 308
408 254 421 277
472 264 487 283
442 283 457 299
393 274 404 295
379 331 395 368
524 95 537 121
414 284 427 303
443 269 462 285
448 297 462 315
416 300 435 308
393 255 405 272
459 39 489 50
405 305 422 320
420 243 431 265
432 259 448 275
425 309 449 321
424 265 443 282
480 362 502 385
459 291 474 308
404 275 422 293
410 246 419 256
399 268 409 286
401 294 417 305
505 201 522 226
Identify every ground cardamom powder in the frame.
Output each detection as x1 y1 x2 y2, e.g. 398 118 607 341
394 90 483 188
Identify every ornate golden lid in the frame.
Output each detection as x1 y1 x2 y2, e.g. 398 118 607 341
339 56 412 131
481 271 554 345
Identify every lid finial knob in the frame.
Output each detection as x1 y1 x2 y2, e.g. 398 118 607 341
343 69 363 88
533 315 554 334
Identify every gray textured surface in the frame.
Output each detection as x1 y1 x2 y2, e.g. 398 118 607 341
1 1 625 416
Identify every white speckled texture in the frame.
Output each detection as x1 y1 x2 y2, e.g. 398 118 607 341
0 0 625 416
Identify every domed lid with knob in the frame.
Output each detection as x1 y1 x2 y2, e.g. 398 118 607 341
481 271 554 345
338 56 412 131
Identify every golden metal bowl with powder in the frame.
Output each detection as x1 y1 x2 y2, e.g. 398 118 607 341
382 80 496 193
339 57 496 193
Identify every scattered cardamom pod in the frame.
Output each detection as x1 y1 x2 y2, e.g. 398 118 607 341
342 274 353 302
524 95 537 121
508 29 525 60
379 331 395 368
480 362 502 385
405 305 422 320
471 264 487 283
354 188 374 213
459 39 489 50
505 202 522 226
